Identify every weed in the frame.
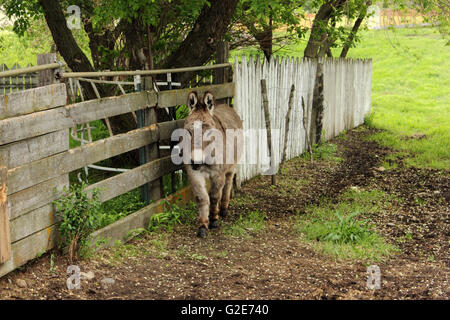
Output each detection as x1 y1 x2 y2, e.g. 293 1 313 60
304 211 374 244
189 253 208 261
148 200 197 232
222 210 266 238
52 183 103 263
49 253 56 274
296 188 398 262
304 143 341 162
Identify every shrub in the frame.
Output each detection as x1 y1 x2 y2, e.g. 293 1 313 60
53 183 102 262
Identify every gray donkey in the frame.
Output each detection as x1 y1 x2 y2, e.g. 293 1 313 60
183 91 243 238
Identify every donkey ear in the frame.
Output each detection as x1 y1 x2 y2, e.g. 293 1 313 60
203 92 215 113
187 91 198 111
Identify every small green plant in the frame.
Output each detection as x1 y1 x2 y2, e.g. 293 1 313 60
148 200 197 232
53 183 103 263
304 142 340 162
189 252 208 261
296 188 398 261
98 189 145 228
222 210 266 238
314 211 374 244
49 253 56 274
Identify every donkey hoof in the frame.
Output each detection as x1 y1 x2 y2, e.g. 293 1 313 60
219 208 228 218
197 227 208 238
209 219 220 229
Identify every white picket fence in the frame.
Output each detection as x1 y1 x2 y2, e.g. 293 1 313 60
233 55 372 183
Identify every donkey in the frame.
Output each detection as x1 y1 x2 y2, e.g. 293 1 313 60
183 91 243 238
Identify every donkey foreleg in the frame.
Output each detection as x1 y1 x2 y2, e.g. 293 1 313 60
209 173 225 229
220 171 235 218
188 169 210 237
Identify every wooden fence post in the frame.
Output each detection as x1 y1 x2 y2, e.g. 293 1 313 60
311 61 324 145
37 53 57 87
144 77 164 201
281 84 295 165
214 41 231 106
0 166 11 264
261 79 277 185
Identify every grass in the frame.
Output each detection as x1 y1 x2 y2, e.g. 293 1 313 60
295 188 399 262
302 142 342 162
356 28 449 169
222 210 266 238
233 27 450 170
147 200 198 232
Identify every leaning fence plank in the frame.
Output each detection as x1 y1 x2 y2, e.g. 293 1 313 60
157 83 234 108
0 167 11 264
85 156 181 203
261 79 277 185
281 84 295 164
0 91 152 145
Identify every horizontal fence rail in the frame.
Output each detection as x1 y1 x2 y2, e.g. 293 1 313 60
0 62 65 78
62 63 232 78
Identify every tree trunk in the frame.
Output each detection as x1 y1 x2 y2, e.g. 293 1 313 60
340 2 371 58
39 0 95 99
311 62 324 145
304 1 346 146
162 0 239 85
304 0 347 58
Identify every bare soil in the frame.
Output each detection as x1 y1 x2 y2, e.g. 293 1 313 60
1 126 448 300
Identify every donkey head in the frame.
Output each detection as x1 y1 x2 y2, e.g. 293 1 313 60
184 91 217 169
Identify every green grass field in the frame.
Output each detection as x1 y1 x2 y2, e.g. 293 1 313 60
233 27 450 170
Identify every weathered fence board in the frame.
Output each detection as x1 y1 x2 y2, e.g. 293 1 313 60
10 204 55 243
8 174 69 221
0 91 150 145
89 186 195 247
0 167 11 264
85 156 181 203
0 84 67 120
0 83 226 145
157 83 234 108
5 120 184 195
0 224 57 277
6 126 157 195
0 130 68 169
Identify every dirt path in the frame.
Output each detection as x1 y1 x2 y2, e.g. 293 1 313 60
0 126 448 300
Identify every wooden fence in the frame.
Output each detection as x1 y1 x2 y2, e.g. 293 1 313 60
0 78 234 277
233 56 372 182
0 63 38 95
